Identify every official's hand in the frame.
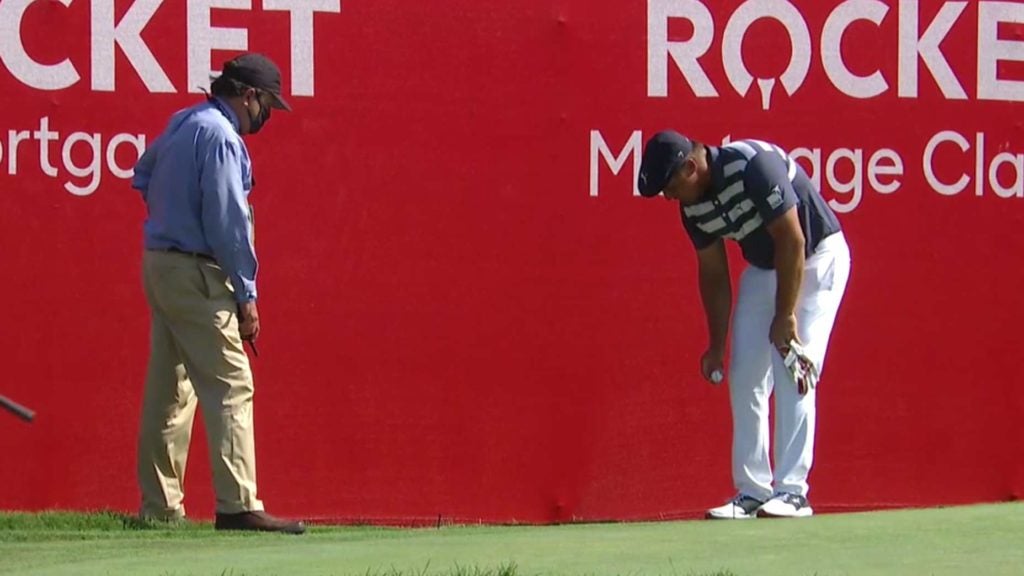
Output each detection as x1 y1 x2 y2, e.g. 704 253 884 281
238 301 260 342
770 313 798 353
701 347 726 385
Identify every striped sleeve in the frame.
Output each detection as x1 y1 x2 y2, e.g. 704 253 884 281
680 205 718 250
743 149 798 225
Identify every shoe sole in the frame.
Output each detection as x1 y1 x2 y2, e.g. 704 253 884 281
757 507 814 518
705 511 759 520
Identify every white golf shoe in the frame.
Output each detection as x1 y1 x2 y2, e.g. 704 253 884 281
758 492 814 518
705 494 765 520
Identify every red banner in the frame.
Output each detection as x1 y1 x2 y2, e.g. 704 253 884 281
1 0 1022 522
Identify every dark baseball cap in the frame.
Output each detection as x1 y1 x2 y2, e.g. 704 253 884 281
220 53 292 111
638 130 694 197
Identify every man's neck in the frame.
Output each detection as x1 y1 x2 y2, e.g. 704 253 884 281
695 147 713 200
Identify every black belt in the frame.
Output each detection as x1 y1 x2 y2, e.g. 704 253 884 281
164 247 216 262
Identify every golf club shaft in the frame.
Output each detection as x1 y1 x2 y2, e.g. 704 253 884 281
0 395 35 422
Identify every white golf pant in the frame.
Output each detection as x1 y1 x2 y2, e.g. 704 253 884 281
729 232 850 500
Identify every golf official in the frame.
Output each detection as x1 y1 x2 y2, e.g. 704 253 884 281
131 53 303 534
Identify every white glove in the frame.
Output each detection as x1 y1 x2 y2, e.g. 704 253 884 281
783 339 818 395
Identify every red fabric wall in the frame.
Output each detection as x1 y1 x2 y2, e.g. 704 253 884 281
1 0 1022 522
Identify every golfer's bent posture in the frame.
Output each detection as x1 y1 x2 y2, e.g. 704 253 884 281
638 131 851 519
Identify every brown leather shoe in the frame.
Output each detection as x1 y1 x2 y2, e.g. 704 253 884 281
214 511 306 535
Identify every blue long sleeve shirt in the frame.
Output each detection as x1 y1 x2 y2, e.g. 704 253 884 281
132 98 258 302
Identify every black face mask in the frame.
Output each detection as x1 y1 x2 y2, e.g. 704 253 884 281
247 99 271 134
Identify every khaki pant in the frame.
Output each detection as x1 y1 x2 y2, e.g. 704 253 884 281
137 250 263 520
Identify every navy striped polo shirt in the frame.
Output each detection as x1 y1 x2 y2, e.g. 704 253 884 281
681 140 841 269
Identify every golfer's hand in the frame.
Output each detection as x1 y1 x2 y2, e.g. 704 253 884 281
701 347 725 384
770 313 798 353
238 302 260 342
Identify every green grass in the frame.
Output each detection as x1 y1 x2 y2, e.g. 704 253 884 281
1 503 1021 576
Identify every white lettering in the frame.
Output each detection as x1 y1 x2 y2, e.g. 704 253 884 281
898 0 967 99
978 2 1024 101
647 0 718 98
33 117 60 178
791 147 822 192
188 0 251 94
1 119 157 195
924 130 970 196
722 0 811 110
0 0 80 90
263 0 341 97
989 152 1024 198
590 130 643 197
796 146 902 201
62 132 102 196
7 130 30 175
822 0 890 99
867 149 903 194
91 0 174 92
825 148 863 213
106 134 147 179
644 0 1024 105
975 132 986 196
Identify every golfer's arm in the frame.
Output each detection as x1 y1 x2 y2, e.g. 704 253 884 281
766 208 805 319
696 240 731 352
